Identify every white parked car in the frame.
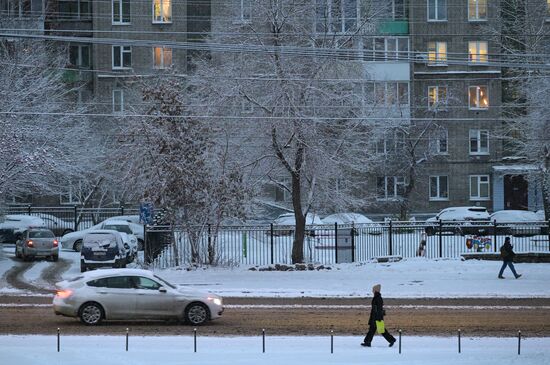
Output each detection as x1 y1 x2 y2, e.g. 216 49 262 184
322 213 382 235
61 219 140 254
490 210 545 237
53 268 224 326
425 206 491 236
0 215 46 243
272 212 324 236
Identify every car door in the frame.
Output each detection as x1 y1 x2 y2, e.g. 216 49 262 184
94 276 138 319
132 276 175 318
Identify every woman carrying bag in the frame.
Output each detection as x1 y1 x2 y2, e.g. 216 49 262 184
361 284 396 347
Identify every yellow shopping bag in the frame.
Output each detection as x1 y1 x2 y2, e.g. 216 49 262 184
375 320 385 334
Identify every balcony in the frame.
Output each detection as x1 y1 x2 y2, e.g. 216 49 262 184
377 20 409 35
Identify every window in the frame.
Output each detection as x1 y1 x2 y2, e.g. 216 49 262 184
113 89 124 113
427 41 447 65
88 276 134 289
153 46 172 69
58 0 90 20
153 0 171 23
237 0 251 21
428 86 447 109
428 0 446 21
375 0 407 20
112 45 132 69
548 0 550 18
430 127 448 154
69 44 90 68
133 277 161 290
470 175 490 200
469 129 489 154
112 0 130 24
373 82 409 106
315 0 357 33
469 85 488 109
468 41 488 64
377 176 405 200
468 0 487 20
363 37 409 61
430 176 449 200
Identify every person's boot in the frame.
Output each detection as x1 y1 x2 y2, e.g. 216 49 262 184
515 274 522 279
389 340 396 347
498 276 505 279
361 342 371 347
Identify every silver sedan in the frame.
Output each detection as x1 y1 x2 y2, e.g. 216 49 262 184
53 269 223 325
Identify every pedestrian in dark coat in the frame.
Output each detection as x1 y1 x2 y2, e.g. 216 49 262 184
361 284 396 347
498 237 522 279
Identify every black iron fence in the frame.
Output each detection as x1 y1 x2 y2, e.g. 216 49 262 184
2 205 139 233
146 220 550 269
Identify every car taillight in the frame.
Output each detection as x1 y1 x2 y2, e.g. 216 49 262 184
56 289 73 299
53 240 59 247
26 240 34 247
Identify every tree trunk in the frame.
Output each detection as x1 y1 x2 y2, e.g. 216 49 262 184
291 174 305 263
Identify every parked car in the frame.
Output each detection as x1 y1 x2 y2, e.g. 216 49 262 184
0 215 46 243
34 213 74 237
272 213 324 236
80 230 128 272
61 219 140 253
322 213 383 235
15 228 59 261
490 210 545 237
53 268 224 326
425 206 491 236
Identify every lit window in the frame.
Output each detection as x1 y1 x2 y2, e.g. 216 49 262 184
469 85 489 109
470 175 490 200
469 129 489 154
428 86 447 109
428 41 447 65
112 45 132 69
468 41 488 64
377 176 405 200
153 0 171 23
428 0 446 21
153 46 172 69
430 127 448 154
468 0 487 20
430 176 449 200
112 0 130 24
112 89 124 113
315 0 358 33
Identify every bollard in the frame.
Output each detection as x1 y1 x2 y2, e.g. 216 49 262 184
330 330 334 354
458 329 461 353
398 329 402 354
262 329 265 353
194 328 197 353
57 328 60 352
126 328 129 351
518 331 521 355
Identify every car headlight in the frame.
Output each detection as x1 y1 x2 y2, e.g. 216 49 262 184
208 297 222 306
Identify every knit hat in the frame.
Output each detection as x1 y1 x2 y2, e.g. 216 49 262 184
372 284 381 293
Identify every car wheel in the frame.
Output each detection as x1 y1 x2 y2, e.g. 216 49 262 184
185 303 209 325
73 240 83 252
137 239 144 251
80 263 87 273
79 302 103 325
52 255 59 262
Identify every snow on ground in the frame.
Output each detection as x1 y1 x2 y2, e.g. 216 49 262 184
1 335 548 365
156 258 550 298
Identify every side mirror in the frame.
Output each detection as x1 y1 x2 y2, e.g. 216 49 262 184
159 287 167 293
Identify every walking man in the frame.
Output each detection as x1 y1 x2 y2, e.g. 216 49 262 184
498 237 522 279
361 284 396 347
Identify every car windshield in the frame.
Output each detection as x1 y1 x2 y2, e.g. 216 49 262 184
29 230 55 238
103 225 132 234
153 274 176 289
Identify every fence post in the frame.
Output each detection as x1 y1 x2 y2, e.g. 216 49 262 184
398 329 402 354
389 220 393 256
57 328 60 352
73 205 78 231
438 220 443 258
351 222 355 263
143 225 149 264
120 205 125 216
547 220 550 252
125 328 129 351
270 223 274 265
334 223 338 264
518 330 521 355
27 204 32 215
194 328 197 353
330 330 334 354
262 329 265 353
458 329 461 353
493 220 498 252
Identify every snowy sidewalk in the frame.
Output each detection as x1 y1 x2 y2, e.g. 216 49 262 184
1 335 548 365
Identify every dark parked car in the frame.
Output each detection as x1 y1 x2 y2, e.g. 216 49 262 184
80 230 127 272
425 207 491 236
15 228 59 261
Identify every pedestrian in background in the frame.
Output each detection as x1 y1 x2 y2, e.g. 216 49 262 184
498 237 522 279
361 284 396 347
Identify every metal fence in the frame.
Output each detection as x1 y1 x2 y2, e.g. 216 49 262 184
147 220 550 269
2 205 139 233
